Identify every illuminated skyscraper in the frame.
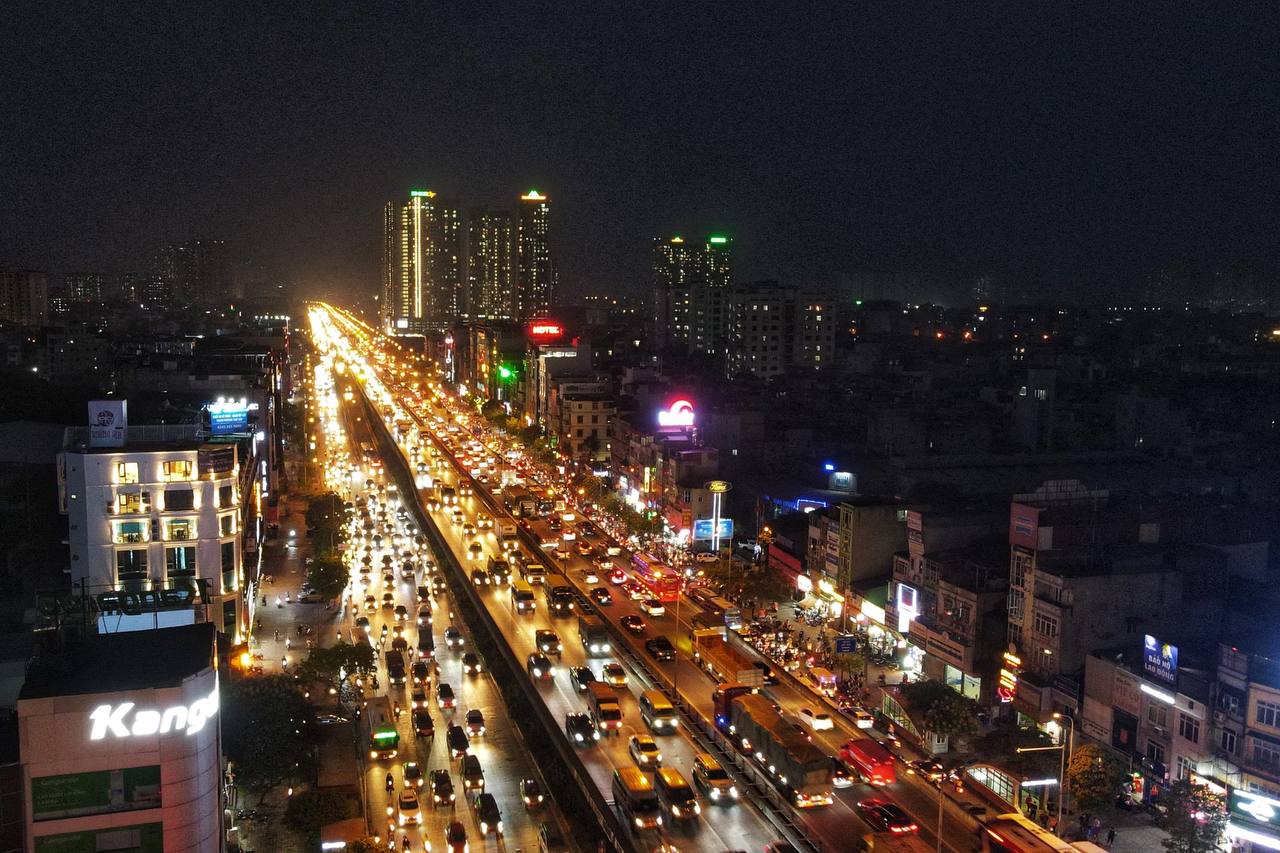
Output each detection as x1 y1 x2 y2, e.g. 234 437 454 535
466 207 514 320
516 189 555 319
383 190 464 333
652 234 733 355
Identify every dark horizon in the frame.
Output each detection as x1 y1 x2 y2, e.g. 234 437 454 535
3 4 1278 305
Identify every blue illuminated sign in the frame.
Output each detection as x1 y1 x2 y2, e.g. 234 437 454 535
692 518 733 541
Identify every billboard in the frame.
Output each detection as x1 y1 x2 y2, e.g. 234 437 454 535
657 399 695 428
88 400 127 448
34 822 163 853
1143 635 1178 686
692 518 733 541
206 399 250 435
31 766 161 821
1009 503 1040 550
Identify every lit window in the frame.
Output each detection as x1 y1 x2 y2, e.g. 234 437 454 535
116 462 139 484
162 460 194 481
167 519 194 540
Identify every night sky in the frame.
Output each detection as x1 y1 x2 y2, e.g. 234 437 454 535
3 3 1277 302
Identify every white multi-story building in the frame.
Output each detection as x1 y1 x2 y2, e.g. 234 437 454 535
59 423 245 640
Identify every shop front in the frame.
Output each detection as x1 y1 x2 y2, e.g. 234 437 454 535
1227 787 1280 852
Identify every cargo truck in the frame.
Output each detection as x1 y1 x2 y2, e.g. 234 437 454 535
578 614 612 656
713 683 832 808
586 682 623 734
386 649 407 686
497 519 519 552
692 628 764 687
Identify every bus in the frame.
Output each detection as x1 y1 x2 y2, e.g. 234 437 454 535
629 552 682 603
502 485 535 518
529 488 555 518
367 696 399 760
981 813 1079 853
693 592 743 631
612 767 662 832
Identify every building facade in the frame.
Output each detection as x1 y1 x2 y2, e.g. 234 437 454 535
466 208 515 320
0 271 49 326
59 423 245 640
383 190 464 333
18 623 222 853
725 281 834 378
516 190 554 319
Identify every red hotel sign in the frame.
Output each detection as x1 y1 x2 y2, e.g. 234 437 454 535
528 322 563 341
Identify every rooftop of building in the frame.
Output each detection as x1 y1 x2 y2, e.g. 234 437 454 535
20 622 216 700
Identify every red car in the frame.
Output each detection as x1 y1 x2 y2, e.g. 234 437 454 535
623 581 646 601
609 568 628 585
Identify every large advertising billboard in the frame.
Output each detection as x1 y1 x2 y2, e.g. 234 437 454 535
31 766 161 821
1143 634 1178 686
206 400 250 435
692 518 733 541
1009 503 1041 550
34 822 163 853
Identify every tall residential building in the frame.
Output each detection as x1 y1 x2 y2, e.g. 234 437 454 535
118 271 144 303
724 280 834 378
383 190 464 333
466 207 515 320
145 242 231 309
64 272 105 303
0 269 49 325
652 234 734 356
516 189 554 319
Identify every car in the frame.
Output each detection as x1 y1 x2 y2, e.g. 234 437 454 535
799 708 835 731
471 567 490 586
569 665 597 692
462 651 483 674
692 753 738 803
437 682 456 709
580 566 600 583
645 636 677 661
403 761 425 789
411 686 428 710
355 615 371 633
907 760 946 784
856 798 919 834
640 598 666 617
535 629 562 655
520 777 545 810
565 712 599 745
620 615 646 634
462 522 477 536
315 713 349 725
391 636 409 653
576 540 594 557
417 631 435 654
412 661 431 685
444 626 464 649
413 709 435 738
465 708 487 736
461 754 485 792
431 576 447 594
397 788 421 826
589 587 614 606
417 585 431 602
602 662 628 686
527 652 554 680
446 723 470 759
839 704 875 729
444 820 468 853
363 595 377 612
831 760 854 788
473 790 504 836
547 517 562 531
381 592 395 609
695 552 720 564
623 580 646 600
467 542 484 561
629 734 663 767
609 568 628 585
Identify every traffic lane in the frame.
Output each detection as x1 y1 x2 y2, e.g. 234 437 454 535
422 491 779 853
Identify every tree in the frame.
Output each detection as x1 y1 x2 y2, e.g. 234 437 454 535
346 839 392 853
223 675 318 803
1160 779 1227 853
285 788 354 834
305 492 347 530
307 555 349 600
900 680 980 742
298 642 377 686
1067 742 1128 815
832 649 870 685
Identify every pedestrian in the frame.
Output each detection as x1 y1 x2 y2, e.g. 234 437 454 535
1106 828 1116 847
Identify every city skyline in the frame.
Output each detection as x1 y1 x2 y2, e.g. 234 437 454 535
4 5 1278 306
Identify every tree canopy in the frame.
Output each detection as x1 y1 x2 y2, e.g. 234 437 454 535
1067 741 1128 815
900 680 980 741
307 555 349 600
298 641 377 686
1161 779 1226 853
223 674 317 802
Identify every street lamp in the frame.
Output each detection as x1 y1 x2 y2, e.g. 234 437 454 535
1053 712 1076 828
1016 744 1066 826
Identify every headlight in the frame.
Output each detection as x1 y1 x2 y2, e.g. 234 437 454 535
574 733 583 741
634 817 644 828
496 821 503 833
710 788 720 799
730 786 739 798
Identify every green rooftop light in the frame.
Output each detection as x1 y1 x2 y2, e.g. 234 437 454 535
708 235 728 244
497 365 514 380
410 189 433 197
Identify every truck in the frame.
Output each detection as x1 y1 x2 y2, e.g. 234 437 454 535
713 684 833 808
840 738 896 786
497 519 519 553
578 614 611 656
692 628 764 687
586 682 623 734
386 649 407 686
502 485 535 518
547 584 575 617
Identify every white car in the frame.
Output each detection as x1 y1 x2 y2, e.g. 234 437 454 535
799 708 834 731
639 598 666 617
852 708 875 729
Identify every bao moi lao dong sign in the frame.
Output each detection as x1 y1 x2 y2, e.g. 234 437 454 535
1143 634 1178 686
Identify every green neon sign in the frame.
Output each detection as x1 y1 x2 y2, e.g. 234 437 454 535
708 235 728 244
410 190 431 197
497 365 514 380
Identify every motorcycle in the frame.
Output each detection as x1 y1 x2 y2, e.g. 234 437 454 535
385 773 395 792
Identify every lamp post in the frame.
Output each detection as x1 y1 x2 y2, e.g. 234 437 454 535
1016 744 1066 824
1053 712 1076 829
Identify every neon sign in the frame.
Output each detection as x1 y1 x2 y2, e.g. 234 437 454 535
528 322 563 339
89 684 219 740
657 399 695 428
